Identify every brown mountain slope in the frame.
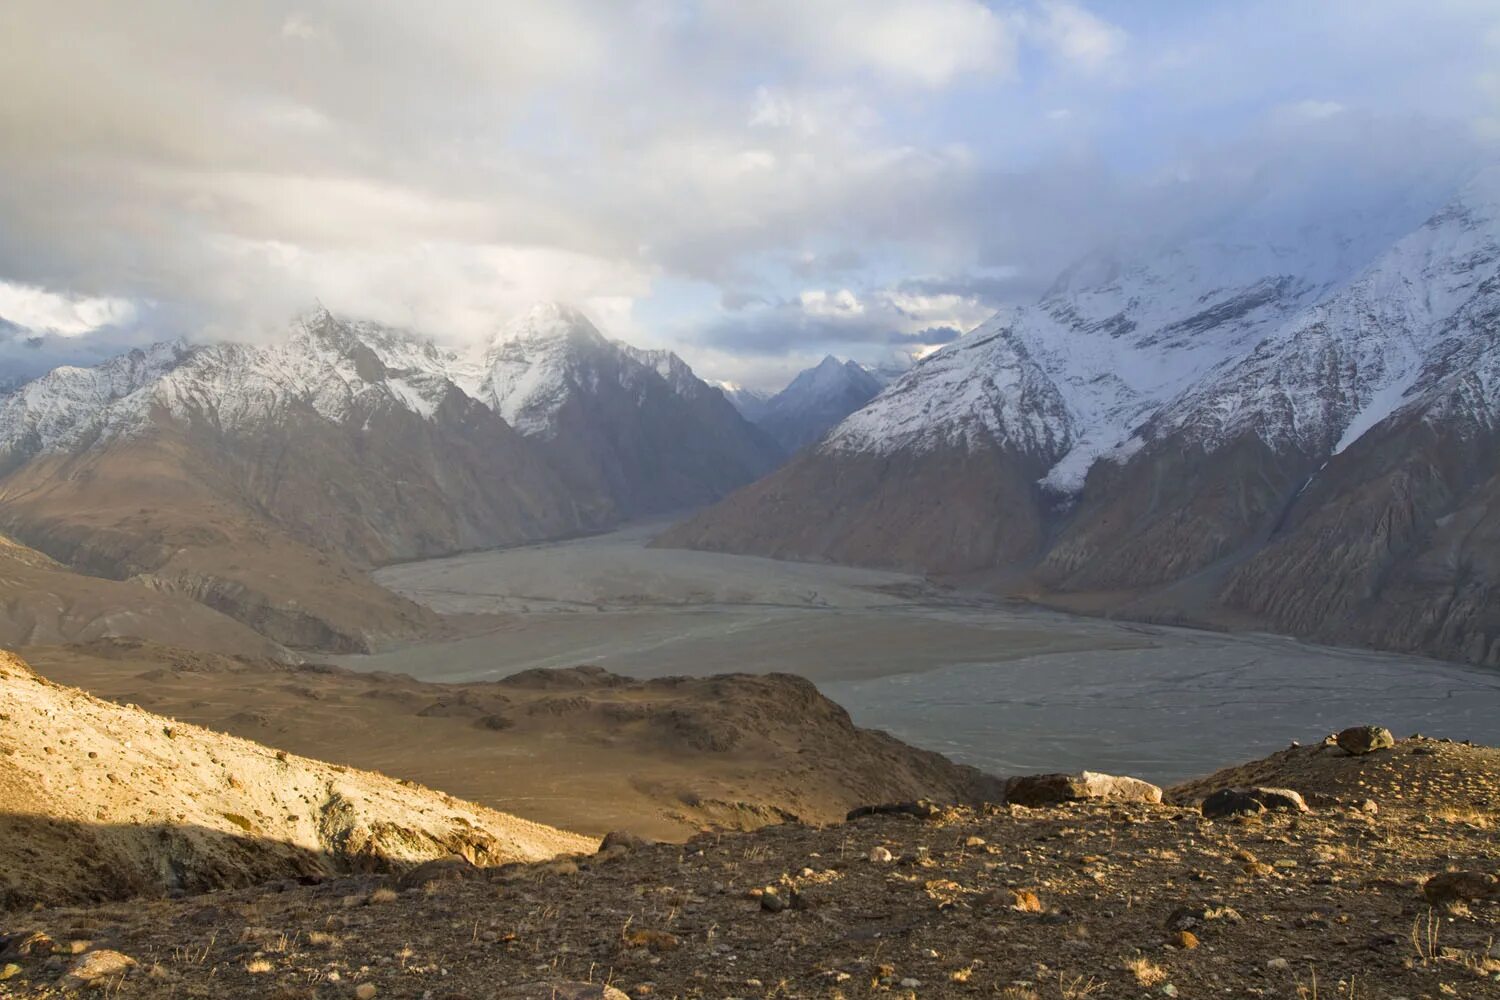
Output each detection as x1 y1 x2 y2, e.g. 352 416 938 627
0 650 592 909
0 434 439 652
655 444 1053 575
23 641 1004 841
0 533 278 656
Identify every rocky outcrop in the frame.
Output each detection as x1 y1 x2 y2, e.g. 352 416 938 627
1004 771 1163 807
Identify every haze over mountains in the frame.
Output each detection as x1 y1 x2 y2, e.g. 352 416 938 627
664 167 1500 667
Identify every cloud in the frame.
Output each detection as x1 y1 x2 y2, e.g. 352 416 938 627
0 0 1495 382
1026 1 1127 75
714 0 1017 89
0 281 138 337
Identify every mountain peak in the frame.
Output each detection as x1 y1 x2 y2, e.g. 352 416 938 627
498 302 603 347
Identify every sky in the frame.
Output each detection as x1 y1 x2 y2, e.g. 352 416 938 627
0 1 1497 389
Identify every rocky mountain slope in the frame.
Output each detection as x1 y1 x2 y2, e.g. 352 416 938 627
5 729 1496 997
0 305 775 652
750 355 885 453
25 640 1003 842
662 169 1500 666
0 650 591 909
474 303 783 516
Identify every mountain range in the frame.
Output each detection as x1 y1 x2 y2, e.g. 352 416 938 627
718 355 889 453
0 304 779 652
661 168 1500 667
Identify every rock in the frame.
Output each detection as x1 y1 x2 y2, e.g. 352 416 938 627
355 985 377 1000
1164 907 1205 932
760 890 787 913
1 932 54 958
0 963 20 981
395 854 477 891
1201 787 1308 819
496 985 631 1000
57 950 136 991
1266 958 1290 972
622 929 679 953
599 830 654 853
868 846 894 863
1004 771 1163 807
1172 930 1199 949
1335 726 1395 755
1422 870 1499 905
845 800 942 821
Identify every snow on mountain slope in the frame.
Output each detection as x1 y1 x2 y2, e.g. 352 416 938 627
815 176 1477 494
827 325 1074 461
1151 168 1500 459
715 381 773 422
0 311 472 462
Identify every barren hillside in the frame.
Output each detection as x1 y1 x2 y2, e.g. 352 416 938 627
0 651 592 909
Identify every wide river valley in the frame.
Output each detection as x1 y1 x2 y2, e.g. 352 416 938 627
338 522 1500 785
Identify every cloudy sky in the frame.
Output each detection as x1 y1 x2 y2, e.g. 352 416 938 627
1 1 1497 388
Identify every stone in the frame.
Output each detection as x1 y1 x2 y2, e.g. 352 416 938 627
845 800 942 821
1266 958 1290 972
1201 787 1308 819
1422 870 1499 905
496 985 631 1000
355 985 378 1000
760 890 787 913
599 830 654 853
868 846 894 863
0 964 19 981
1173 930 1199 950
1335 726 1395 755
1004 771 1163 807
57 950 136 991
395 854 477 891
1 932 54 959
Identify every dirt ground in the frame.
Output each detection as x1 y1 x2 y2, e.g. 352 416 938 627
3 735 1497 998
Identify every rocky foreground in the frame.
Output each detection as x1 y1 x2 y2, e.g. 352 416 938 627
3 730 1498 998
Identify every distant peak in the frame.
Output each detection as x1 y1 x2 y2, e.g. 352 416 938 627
495 301 604 347
816 354 844 369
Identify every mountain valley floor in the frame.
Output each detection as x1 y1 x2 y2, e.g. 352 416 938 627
340 522 1500 785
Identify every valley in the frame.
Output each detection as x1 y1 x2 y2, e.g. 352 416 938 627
343 522 1500 784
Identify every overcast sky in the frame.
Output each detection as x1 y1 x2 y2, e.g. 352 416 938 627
1 1 1497 388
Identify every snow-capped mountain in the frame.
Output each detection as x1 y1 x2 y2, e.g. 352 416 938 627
715 381 773 423
751 355 885 453
663 168 1500 667
474 302 783 514
0 303 777 651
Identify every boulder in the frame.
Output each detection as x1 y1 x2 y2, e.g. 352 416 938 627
57 950 136 991
1005 771 1162 807
598 830 654 854
395 853 478 891
1201 787 1309 819
1335 726 1395 756
845 800 943 821
1422 870 1498 905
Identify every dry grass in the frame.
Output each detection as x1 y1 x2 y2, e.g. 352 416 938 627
244 958 274 974
368 888 398 904
1125 955 1168 986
